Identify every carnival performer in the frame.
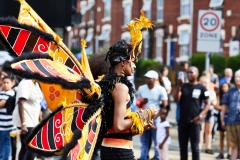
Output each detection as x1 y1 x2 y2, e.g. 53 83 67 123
98 39 157 160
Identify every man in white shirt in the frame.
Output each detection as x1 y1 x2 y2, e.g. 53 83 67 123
13 79 43 160
137 70 168 160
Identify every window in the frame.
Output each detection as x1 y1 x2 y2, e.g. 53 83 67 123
98 30 111 50
142 0 152 19
180 0 190 16
104 0 111 18
81 14 85 23
178 31 190 45
155 35 163 62
124 3 132 25
89 8 94 21
209 0 224 8
80 1 87 23
156 0 163 21
180 45 189 56
143 32 149 59
86 32 93 42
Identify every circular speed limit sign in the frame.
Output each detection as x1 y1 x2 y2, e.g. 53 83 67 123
200 12 220 32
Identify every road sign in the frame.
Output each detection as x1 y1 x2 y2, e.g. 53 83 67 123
197 10 222 52
197 10 222 41
229 40 240 57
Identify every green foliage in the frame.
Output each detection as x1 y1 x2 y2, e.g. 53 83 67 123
190 53 227 75
135 58 161 78
189 53 206 74
227 54 240 72
71 47 81 54
210 54 227 74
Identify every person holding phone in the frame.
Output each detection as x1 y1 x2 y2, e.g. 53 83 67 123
175 62 189 122
174 66 210 160
137 70 168 160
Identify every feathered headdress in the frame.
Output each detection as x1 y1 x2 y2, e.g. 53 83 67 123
127 10 154 60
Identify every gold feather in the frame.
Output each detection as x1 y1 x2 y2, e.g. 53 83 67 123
127 10 154 59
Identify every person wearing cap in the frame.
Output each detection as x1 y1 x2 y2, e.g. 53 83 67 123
137 70 168 160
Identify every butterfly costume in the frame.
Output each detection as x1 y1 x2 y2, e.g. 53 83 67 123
0 1 155 159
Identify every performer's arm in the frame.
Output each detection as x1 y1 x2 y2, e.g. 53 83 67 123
112 83 133 133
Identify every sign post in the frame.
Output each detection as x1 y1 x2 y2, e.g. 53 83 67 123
197 10 222 71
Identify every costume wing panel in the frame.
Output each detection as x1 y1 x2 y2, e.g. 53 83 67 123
0 18 86 111
3 54 85 87
17 0 83 74
1 1 103 159
0 17 82 75
39 84 82 111
65 114 102 160
26 105 102 157
0 23 51 56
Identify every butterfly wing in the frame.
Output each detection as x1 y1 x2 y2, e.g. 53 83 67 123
26 104 102 157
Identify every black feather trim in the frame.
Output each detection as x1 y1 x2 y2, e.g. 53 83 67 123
97 73 135 143
25 106 63 157
0 17 54 41
2 53 92 91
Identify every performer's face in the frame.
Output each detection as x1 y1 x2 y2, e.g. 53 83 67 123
122 57 136 76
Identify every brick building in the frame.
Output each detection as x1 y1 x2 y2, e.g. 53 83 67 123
70 0 240 68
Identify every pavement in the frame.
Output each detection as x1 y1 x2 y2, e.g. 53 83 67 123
133 126 227 160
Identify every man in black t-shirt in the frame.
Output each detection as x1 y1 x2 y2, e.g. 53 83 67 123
174 66 210 160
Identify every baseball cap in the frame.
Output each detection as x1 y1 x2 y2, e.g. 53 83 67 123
144 70 159 79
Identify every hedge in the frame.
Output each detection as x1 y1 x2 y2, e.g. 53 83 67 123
227 54 240 72
135 58 161 78
189 53 206 74
210 54 227 74
190 53 227 75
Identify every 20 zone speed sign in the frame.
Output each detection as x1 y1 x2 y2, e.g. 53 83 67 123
197 10 222 41
200 12 220 32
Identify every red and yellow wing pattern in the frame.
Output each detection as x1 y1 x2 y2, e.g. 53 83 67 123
27 105 102 157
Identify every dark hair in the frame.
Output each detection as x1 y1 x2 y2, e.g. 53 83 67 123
160 66 168 74
2 75 14 81
219 82 231 101
160 104 170 111
88 53 110 79
160 107 170 114
180 62 188 67
158 72 165 87
1 71 18 85
105 40 133 68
